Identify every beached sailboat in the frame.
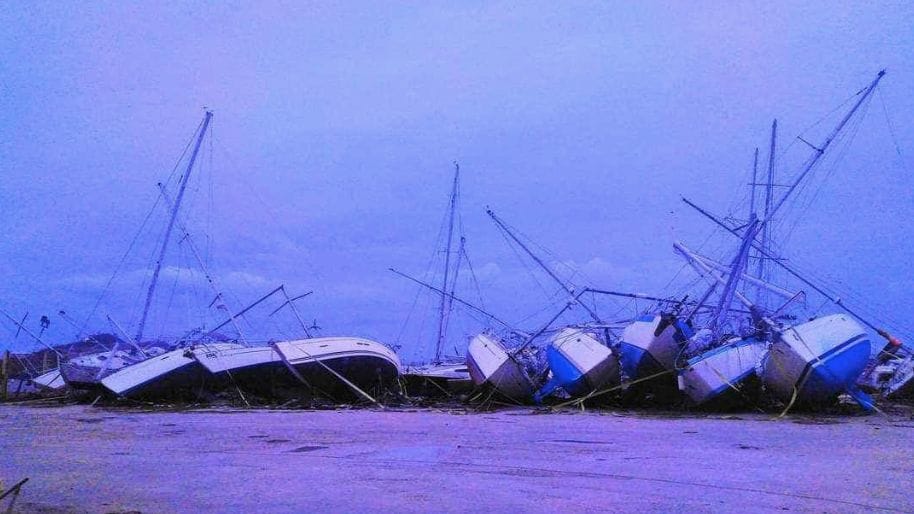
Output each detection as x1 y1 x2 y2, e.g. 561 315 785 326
271 337 402 399
857 335 914 399
465 333 534 402
534 328 619 402
392 267 525 397
679 336 768 407
618 313 693 392
673 217 771 406
399 163 474 394
0 309 67 393
58 328 158 391
98 111 226 399
483 210 617 403
762 314 873 408
677 70 889 410
185 287 378 401
101 342 243 399
61 349 143 390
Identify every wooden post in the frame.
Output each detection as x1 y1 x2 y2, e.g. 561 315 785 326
1 350 9 401
42 351 50 373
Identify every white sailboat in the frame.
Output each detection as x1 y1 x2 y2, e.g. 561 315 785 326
100 342 243 399
0 309 67 393
465 333 533 401
6 369 65 395
679 336 768 406
271 337 402 399
676 70 889 410
97 111 226 400
60 349 144 390
857 335 914 399
482 209 616 403
399 163 473 394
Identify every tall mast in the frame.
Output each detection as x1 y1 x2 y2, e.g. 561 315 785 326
764 70 885 223
157 183 250 346
433 162 460 364
487 209 603 324
710 218 760 334
681 197 888 334
135 111 213 343
749 147 759 219
757 119 777 307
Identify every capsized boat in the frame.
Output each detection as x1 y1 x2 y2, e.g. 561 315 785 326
534 328 619 403
100 342 243 399
465 333 533 402
402 360 472 396
762 314 874 408
30 368 66 390
678 336 768 407
60 347 160 391
618 314 693 390
857 336 914 399
7 368 66 393
189 344 301 397
271 337 402 399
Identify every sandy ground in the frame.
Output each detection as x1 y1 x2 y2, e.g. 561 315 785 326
1 404 913 513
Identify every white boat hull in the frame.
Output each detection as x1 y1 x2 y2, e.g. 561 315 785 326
101 343 242 399
272 337 402 398
189 344 299 396
465 334 532 401
617 314 692 397
7 369 66 393
762 314 872 406
60 350 137 390
402 361 473 395
679 338 768 405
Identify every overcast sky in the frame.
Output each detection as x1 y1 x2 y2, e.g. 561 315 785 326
2 2 913 361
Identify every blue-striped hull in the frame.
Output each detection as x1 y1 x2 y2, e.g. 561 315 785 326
533 330 618 403
795 336 872 403
617 315 692 400
763 314 873 408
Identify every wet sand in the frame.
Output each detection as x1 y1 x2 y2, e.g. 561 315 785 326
1 404 912 513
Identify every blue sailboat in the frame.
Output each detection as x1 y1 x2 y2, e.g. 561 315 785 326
533 328 619 403
762 314 874 409
618 313 693 395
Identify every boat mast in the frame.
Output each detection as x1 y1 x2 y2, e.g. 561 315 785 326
764 70 885 223
433 162 460 364
757 120 777 307
681 198 889 335
486 209 603 324
749 148 759 222
157 183 250 346
135 111 213 344
710 219 761 334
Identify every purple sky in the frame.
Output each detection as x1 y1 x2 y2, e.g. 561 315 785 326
2 2 913 362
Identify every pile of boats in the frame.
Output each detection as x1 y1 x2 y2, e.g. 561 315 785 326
3 69 911 413
2 307 910 413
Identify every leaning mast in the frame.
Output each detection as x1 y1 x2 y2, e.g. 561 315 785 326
756 120 777 307
433 162 460 364
135 111 213 344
